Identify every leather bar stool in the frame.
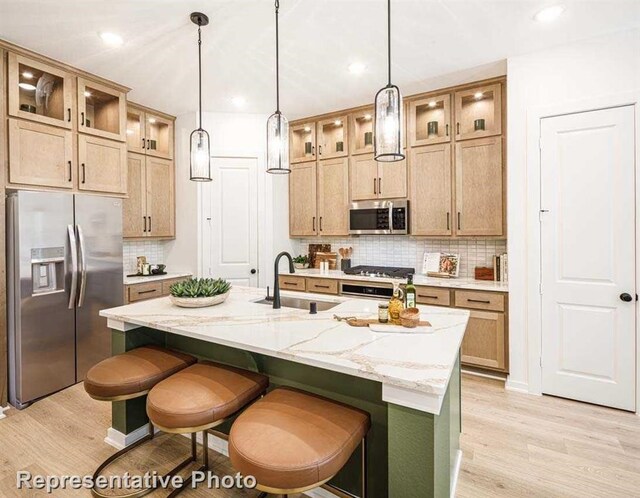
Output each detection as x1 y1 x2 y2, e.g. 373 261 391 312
84 345 197 498
229 387 371 498
146 360 269 497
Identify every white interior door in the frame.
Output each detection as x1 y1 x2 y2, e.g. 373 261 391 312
541 105 636 411
203 157 259 286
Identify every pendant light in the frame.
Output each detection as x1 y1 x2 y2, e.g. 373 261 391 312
266 0 290 174
374 0 404 162
189 12 212 182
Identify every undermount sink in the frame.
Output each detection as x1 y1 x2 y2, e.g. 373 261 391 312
253 296 339 312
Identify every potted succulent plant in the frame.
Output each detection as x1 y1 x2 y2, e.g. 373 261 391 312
293 255 310 269
169 278 231 308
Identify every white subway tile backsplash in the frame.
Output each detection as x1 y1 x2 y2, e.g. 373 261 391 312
292 237 507 278
123 241 168 274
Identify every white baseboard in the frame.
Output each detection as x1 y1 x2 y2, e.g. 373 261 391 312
505 379 530 393
450 449 462 498
0 405 9 420
105 424 155 450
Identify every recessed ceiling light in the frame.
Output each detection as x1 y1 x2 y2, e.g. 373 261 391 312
334 119 342 126
84 91 91 97
148 118 156 124
18 82 36 91
534 5 565 22
428 101 437 108
231 96 246 107
99 32 124 47
474 92 483 100
304 126 311 132
22 71 33 79
126 129 134 135
364 114 372 120
348 62 366 75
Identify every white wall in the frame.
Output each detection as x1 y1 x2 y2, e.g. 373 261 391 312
165 111 292 288
506 28 640 392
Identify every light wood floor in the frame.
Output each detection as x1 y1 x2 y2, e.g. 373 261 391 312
2 375 640 497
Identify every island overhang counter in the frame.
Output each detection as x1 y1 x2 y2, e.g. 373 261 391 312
99 286 469 498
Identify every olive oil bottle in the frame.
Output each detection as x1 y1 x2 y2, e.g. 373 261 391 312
405 274 416 308
388 284 405 325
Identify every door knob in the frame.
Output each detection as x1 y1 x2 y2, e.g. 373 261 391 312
620 293 633 302
250 269 257 274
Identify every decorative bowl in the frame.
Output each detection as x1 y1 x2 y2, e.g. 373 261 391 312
399 308 421 328
169 291 230 308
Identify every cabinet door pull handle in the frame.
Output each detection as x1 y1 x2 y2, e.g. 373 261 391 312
67 108 71 122
81 163 86 184
138 289 157 295
457 212 461 230
467 299 491 304
283 281 299 286
319 216 323 231
312 216 316 232
81 112 85 126
379 177 382 194
418 295 438 299
67 161 72 182
147 139 150 149
446 212 450 231
142 138 146 149
456 122 460 135
318 145 322 155
315 285 330 289
446 124 449 136
143 216 147 233
373 178 377 195
312 145 315 155
148 216 151 232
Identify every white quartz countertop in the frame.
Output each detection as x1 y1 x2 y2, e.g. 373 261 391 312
123 272 192 286
100 286 469 415
288 269 509 292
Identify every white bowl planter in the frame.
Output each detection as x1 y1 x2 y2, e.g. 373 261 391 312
294 263 309 269
169 291 230 308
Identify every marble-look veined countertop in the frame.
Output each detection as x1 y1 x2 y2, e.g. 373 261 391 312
100 286 469 415
123 272 192 286
288 268 509 292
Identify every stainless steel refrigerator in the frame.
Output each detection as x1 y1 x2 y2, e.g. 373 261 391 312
7 190 123 409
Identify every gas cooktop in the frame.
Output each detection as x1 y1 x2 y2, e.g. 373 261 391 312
343 265 415 279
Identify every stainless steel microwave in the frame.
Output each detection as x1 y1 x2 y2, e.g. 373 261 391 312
348 200 409 235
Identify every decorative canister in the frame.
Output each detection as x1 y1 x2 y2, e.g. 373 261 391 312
474 118 486 131
305 141 312 155
378 303 389 324
364 131 373 146
427 121 438 137
336 141 344 152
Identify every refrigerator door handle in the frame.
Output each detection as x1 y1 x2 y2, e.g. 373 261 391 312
77 225 88 308
67 225 79 309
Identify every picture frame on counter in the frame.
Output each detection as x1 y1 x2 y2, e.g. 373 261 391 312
422 252 460 277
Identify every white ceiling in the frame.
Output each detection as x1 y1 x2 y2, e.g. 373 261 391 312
1 0 639 119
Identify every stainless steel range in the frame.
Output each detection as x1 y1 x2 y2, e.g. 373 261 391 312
341 265 415 299
344 265 415 279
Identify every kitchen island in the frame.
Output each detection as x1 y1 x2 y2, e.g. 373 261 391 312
100 286 469 498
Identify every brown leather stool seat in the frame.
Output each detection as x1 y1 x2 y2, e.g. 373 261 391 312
146 361 269 432
229 387 371 494
84 345 197 400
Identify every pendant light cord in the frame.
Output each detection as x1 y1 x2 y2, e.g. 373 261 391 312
197 22 203 129
275 0 280 113
387 0 391 86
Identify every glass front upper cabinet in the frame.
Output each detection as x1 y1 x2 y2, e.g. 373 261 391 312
317 116 349 160
145 113 174 159
290 122 317 163
8 53 74 129
350 108 375 155
408 94 451 147
77 78 126 142
454 83 502 141
126 107 145 154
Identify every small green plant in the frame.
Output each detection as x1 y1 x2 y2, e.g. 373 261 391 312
169 278 231 298
293 255 309 264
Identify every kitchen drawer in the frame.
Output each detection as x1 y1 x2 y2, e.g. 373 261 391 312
454 290 504 312
306 278 339 295
461 310 507 372
415 286 451 306
128 282 163 302
162 277 188 295
278 275 306 292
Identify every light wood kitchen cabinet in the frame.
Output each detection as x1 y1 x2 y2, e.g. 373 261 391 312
460 310 507 372
290 122 317 164
350 153 407 201
454 83 502 141
77 77 126 142
8 119 73 188
306 278 339 295
317 157 349 235
126 107 146 154
125 276 189 304
408 94 451 147
278 275 306 291
8 53 74 130
317 116 349 160
78 134 127 194
289 162 318 236
350 107 374 155
144 112 174 159
410 144 452 236
123 153 175 239
455 136 503 236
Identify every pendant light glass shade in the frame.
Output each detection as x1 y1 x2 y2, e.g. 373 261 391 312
190 128 211 181
374 0 404 162
374 84 404 162
267 111 290 173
